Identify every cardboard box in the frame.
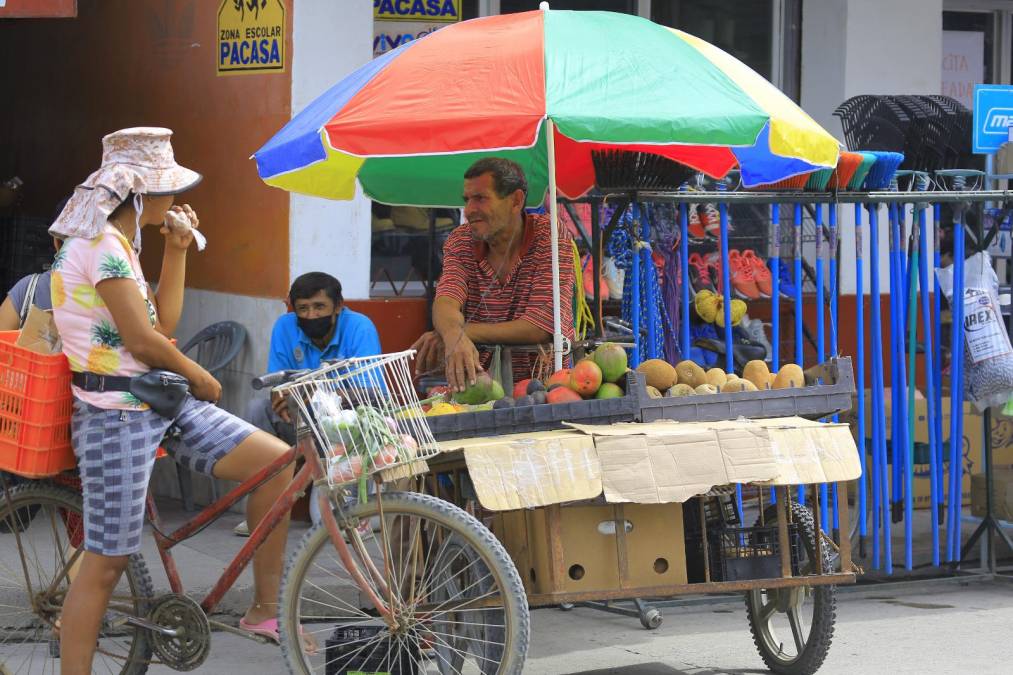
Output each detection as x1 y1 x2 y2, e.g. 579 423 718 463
847 393 1013 508
971 470 1013 522
490 502 687 596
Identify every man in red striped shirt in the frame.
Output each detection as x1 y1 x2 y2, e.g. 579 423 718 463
413 158 574 392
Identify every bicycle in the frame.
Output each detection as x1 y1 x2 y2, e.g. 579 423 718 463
0 351 530 674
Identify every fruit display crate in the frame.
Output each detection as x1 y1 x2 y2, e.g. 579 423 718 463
635 357 855 423
426 372 641 442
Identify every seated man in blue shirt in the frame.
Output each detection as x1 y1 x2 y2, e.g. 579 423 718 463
246 271 381 445
237 273 381 536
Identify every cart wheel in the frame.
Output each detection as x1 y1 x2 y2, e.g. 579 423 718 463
559 603 575 611
745 501 836 675
639 608 663 630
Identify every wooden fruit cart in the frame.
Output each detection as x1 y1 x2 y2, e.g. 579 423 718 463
422 365 861 675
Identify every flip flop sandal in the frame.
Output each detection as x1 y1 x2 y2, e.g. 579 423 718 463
239 617 318 655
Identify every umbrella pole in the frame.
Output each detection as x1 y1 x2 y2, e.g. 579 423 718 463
547 118 564 372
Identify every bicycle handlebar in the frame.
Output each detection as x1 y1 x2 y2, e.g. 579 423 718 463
251 370 304 390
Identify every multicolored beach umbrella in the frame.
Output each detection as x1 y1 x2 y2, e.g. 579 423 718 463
254 9 839 205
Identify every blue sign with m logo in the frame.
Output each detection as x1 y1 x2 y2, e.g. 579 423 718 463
974 85 1013 153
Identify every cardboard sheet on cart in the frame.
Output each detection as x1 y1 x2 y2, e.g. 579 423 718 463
438 417 860 511
567 417 860 504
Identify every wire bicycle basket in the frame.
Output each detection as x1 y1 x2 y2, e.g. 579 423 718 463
279 350 439 498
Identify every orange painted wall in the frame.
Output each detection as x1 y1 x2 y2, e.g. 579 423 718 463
0 0 292 298
346 298 429 353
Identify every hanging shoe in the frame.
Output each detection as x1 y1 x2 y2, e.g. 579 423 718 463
688 252 716 294
700 203 722 239
767 258 798 298
742 249 772 298
703 251 724 293
739 315 773 362
688 204 707 239
727 250 762 300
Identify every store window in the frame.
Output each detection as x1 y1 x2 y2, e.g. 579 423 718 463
500 0 636 12
652 0 774 82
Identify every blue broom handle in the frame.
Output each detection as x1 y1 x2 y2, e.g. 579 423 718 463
815 203 829 532
948 216 966 562
630 203 641 368
891 200 907 518
770 203 780 507
855 203 869 543
642 207 658 360
870 203 894 572
919 205 940 567
830 203 841 534
719 187 733 374
679 189 690 359
933 204 945 529
771 204 781 370
794 202 805 505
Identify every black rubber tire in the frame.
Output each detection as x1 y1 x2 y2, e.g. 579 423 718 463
278 490 530 675
745 501 836 675
0 482 155 675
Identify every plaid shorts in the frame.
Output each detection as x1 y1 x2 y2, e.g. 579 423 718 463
71 395 257 556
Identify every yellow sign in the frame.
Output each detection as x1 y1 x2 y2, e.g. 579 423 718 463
217 0 286 75
374 0 461 23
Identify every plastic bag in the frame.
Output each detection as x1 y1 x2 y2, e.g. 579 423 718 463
936 251 1013 411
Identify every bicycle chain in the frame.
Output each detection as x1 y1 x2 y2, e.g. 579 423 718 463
147 594 211 671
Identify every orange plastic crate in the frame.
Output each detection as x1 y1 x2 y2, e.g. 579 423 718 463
0 331 75 477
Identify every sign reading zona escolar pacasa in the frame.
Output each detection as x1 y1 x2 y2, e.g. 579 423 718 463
217 0 286 76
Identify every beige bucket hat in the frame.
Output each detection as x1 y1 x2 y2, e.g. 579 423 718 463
50 127 202 240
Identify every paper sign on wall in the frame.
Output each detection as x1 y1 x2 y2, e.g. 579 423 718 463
941 30 984 111
217 0 286 76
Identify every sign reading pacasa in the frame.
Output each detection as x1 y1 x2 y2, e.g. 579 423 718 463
217 0 286 75
374 0 461 23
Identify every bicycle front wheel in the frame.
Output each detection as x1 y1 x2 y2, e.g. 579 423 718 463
279 490 529 675
0 482 154 675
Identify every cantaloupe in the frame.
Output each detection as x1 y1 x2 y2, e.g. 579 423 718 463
676 360 706 388
695 384 719 395
705 368 728 388
721 379 759 393
667 383 696 397
743 360 771 390
637 359 678 390
773 363 805 389
645 385 663 399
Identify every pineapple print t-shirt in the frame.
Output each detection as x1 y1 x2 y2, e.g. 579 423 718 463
52 224 158 410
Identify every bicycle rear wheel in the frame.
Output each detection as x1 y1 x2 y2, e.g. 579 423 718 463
0 482 155 675
279 490 529 675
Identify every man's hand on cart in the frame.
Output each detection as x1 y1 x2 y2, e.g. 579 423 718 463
411 331 444 378
442 329 481 392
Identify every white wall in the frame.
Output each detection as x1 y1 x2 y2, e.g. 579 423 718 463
802 0 943 293
289 0 373 299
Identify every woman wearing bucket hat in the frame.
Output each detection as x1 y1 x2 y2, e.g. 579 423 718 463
49 128 303 670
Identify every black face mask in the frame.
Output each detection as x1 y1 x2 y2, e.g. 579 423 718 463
298 315 334 340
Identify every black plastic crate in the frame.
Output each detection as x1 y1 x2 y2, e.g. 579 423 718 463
683 492 741 537
687 523 802 583
426 372 640 441
636 357 855 424
324 624 418 675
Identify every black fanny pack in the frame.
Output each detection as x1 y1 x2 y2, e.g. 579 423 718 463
72 370 190 419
